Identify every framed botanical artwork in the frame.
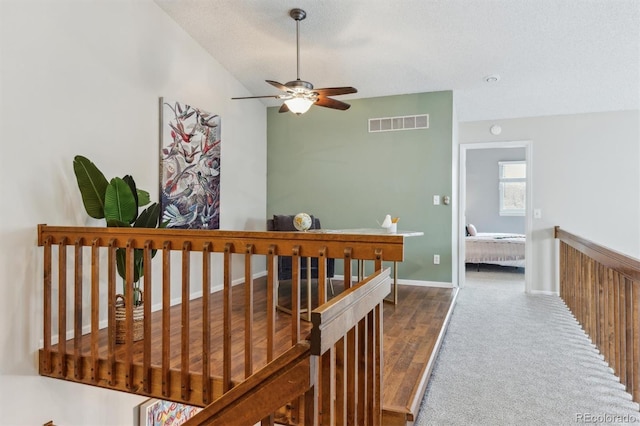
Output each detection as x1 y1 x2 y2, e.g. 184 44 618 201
136 398 202 426
159 98 221 229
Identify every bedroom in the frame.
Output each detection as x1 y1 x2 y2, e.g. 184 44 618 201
463 145 527 286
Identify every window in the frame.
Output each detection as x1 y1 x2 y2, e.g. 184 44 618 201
499 161 526 216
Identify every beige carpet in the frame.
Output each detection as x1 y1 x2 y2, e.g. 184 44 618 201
415 266 640 425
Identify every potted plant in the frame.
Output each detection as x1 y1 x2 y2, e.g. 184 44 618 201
73 155 162 342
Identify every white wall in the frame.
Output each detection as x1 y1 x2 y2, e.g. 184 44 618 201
0 0 266 424
460 110 640 293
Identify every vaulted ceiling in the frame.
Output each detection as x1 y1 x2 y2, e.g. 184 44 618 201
154 0 640 122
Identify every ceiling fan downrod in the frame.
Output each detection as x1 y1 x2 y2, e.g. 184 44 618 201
290 8 306 82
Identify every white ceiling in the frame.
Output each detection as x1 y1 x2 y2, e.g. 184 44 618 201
154 0 640 122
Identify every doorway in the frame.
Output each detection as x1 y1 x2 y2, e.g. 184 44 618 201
458 141 532 292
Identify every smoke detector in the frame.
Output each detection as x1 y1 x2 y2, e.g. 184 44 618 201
484 74 501 83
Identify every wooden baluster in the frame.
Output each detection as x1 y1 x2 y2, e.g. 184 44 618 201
366 309 375 423
245 244 254 378
90 238 100 382
631 282 640 402
202 242 212 404
321 348 334 425
143 241 153 393
290 246 301 424
346 325 357 425
223 243 233 393
291 246 301 345
613 271 621 376
43 236 52 374
181 241 192 401
343 248 352 289
266 245 277 362
373 303 383 424
74 238 83 379
335 336 346 425
58 238 67 377
162 242 172 397
598 263 605 357
107 240 116 385
304 382 319 426
357 318 367 424
625 278 634 395
125 240 134 390
261 245 277 426
318 247 327 305
607 268 615 369
619 272 627 388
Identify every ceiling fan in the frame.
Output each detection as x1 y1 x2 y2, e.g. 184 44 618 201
232 8 357 115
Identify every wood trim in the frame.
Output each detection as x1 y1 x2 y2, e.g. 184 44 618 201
184 342 312 426
37 225 406 261
310 268 391 356
555 226 640 281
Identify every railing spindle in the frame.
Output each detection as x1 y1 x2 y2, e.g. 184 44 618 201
107 240 116 385
223 242 233 392
143 241 153 393
181 241 192 400
43 236 52 374
90 238 100 382
125 240 134 390
73 238 83 380
58 238 67 377
162 241 171 397
202 242 212 404
245 244 254 378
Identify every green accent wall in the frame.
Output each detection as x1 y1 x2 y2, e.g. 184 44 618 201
267 91 453 283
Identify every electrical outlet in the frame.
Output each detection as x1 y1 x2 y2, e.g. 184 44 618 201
433 254 440 264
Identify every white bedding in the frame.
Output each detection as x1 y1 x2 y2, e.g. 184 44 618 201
465 232 525 268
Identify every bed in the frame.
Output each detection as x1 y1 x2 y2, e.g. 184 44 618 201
465 232 526 268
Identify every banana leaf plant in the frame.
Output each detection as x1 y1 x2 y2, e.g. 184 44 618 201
73 155 163 306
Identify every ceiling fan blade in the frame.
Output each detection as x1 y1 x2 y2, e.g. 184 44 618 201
315 96 351 111
313 87 358 97
278 103 290 113
266 80 293 93
231 95 281 100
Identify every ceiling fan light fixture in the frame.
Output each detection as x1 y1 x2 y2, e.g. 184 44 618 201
284 97 314 115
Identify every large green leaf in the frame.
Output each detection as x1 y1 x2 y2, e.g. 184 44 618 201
137 189 151 207
104 178 137 225
122 175 139 223
134 203 160 228
73 155 108 219
116 247 144 285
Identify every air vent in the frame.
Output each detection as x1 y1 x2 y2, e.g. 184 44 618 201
368 114 429 133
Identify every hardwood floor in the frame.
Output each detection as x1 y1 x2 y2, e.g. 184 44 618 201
47 277 456 425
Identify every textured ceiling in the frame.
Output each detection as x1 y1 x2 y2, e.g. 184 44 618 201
154 0 640 121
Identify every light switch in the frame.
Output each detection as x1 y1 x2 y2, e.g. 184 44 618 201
433 195 440 205
534 209 542 219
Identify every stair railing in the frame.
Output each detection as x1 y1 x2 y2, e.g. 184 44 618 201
555 226 640 403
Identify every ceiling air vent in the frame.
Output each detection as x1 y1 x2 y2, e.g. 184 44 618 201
368 114 429 133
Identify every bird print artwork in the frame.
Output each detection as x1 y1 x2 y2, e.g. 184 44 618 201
160 99 221 229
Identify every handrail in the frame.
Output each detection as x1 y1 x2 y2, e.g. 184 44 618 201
555 226 640 404
555 226 640 281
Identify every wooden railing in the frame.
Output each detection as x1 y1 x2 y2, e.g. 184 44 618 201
185 268 390 425
37 225 403 421
555 226 640 403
